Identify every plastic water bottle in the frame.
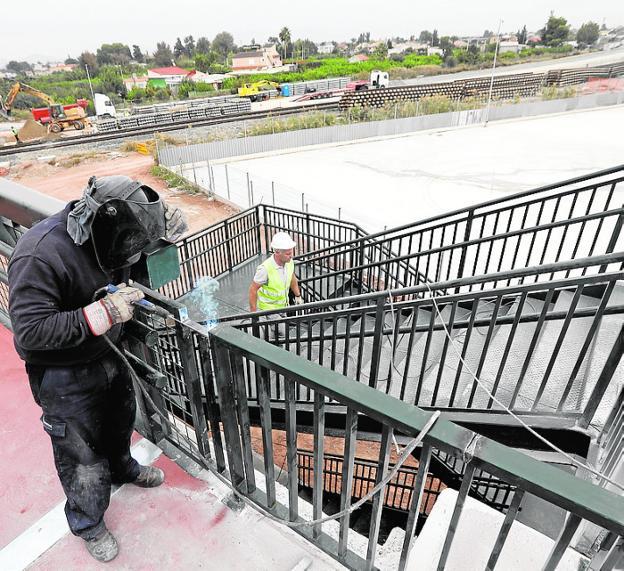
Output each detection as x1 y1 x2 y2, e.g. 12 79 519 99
191 276 220 330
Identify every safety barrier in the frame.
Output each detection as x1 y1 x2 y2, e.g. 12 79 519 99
228 255 624 424
295 164 624 298
126 298 624 570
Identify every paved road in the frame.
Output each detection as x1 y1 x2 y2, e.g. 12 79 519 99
391 47 624 86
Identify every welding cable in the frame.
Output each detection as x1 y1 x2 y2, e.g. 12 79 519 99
203 410 441 529
422 280 624 493
109 313 442 529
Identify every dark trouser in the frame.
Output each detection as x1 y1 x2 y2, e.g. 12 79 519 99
26 353 140 540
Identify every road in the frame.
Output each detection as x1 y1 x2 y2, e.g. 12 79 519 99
391 47 624 86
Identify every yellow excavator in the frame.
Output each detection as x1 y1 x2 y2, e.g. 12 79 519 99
237 80 281 102
0 82 89 132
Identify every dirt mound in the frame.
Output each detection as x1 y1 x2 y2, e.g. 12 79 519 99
18 119 47 141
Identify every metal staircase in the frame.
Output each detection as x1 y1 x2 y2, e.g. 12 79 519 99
1 167 624 570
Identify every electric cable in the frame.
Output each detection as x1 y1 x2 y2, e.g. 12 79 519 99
421 280 624 492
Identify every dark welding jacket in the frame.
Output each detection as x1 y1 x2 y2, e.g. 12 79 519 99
8 202 123 366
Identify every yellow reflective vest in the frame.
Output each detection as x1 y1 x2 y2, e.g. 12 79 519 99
257 258 294 311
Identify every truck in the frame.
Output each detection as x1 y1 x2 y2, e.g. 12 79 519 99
0 82 89 132
31 100 88 125
346 70 390 92
94 93 117 119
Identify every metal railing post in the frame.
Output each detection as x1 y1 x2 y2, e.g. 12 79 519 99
223 219 234 271
579 324 624 429
598 212 624 273
367 296 386 389
174 311 211 461
225 163 231 200
212 341 247 493
456 208 475 284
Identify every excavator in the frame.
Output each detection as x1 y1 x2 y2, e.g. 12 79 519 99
237 80 281 102
0 82 89 132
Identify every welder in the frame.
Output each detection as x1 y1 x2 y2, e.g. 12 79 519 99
7 175 187 562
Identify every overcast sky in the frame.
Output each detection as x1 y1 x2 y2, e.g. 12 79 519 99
1 0 621 64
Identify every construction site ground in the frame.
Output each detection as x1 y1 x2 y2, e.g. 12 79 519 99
5 151 238 233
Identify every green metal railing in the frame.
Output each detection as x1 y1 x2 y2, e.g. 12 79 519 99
152 320 623 570
295 165 624 298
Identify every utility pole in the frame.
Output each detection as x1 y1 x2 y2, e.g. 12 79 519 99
484 19 503 126
85 64 95 101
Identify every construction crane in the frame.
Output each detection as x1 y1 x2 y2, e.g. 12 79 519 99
0 82 89 132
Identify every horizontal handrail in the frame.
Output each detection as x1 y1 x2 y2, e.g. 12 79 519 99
0 178 64 227
297 208 624 286
211 324 624 535
296 164 624 262
220 252 624 322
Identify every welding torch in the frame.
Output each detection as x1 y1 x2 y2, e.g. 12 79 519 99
105 283 173 319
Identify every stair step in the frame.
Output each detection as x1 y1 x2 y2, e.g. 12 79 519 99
575 281 624 429
376 308 434 399
394 303 471 406
421 300 514 408
469 294 554 410
518 288 606 411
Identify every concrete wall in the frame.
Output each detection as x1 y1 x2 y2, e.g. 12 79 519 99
158 91 624 168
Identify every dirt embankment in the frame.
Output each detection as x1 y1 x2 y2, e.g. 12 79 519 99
8 151 239 234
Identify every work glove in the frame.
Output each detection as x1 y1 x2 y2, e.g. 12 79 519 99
294 296 304 306
164 202 188 242
82 284 144 336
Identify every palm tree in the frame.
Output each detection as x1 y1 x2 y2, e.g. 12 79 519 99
279 27 291 60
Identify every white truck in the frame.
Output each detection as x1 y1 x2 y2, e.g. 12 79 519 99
346 70 390 91
94 93 117 119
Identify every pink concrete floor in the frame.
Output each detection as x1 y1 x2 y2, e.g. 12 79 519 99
0 327 65 549
0 326 336 570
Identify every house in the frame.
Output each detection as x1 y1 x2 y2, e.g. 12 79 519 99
427 46 444 56
147 66 192 87
231 46 282 72
348 54 369 63
498 41 520 54
48 62 77 74
124 75 149 90
186 70 227 88
388 41 428 55
317 42 334 55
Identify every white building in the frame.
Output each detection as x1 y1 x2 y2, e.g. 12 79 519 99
317 42 334 55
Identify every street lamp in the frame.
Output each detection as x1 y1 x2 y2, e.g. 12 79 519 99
484 19 503 125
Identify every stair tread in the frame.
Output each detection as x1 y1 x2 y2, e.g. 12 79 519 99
470 295 553 410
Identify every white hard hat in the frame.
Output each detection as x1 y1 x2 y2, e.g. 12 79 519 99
271 232 296 250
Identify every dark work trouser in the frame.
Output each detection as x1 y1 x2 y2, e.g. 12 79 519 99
26 353 141 540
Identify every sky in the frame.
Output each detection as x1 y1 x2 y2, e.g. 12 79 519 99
1 0 621 64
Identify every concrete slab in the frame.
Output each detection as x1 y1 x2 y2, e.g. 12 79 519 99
207 105 624 232
0 327 65 549
0 325 341 570
408 488 588 570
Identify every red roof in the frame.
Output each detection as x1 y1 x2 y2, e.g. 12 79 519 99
149 66 192 76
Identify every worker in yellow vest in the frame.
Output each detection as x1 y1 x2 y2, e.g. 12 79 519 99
249 232 303 312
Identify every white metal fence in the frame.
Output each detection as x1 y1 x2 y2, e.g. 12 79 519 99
163 89 624 227
158 90 624 168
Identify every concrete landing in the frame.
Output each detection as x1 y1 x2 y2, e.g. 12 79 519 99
0 326 340 570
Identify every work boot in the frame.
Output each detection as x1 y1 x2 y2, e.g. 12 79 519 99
84 528 118 562
132 465 165 488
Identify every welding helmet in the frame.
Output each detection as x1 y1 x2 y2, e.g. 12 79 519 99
68 175 166 271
